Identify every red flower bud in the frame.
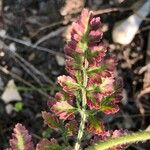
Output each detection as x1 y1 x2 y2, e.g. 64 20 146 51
90 17 101 30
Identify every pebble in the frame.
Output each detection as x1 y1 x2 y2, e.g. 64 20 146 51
1 79 22 103
5 104 14 115
112 0 150 45
55 54 65 66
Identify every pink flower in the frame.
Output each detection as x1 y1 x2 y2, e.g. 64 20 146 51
89 30 103 42
88 44 107 63
90 17 101 30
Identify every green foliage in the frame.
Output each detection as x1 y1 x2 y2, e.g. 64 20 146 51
14 102 24 112
42 128 52 138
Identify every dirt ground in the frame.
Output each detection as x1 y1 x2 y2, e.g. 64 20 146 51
0 0 150 149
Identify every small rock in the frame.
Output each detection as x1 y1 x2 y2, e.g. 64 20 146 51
0 51 5 57
9 43 16 52
0 29 6 38
5 104 14 114
56 54 65 66
112 0 150 45
1 79 22 103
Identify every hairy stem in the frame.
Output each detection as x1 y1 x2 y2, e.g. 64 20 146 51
88 131 150 150
74 59 88 150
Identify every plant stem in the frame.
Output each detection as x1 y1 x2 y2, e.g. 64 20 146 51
74 59 88 150
88 131 150 150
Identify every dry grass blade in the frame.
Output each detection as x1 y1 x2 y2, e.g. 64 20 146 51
1 34 64 56
34 27 65 46
0 65 53 100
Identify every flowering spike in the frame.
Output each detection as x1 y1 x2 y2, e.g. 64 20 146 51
9 123 34 150
48 8 123 149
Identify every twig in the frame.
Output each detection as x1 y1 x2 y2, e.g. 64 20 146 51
0 34 64 56
12 55 44 86
93 7 131 16
137 87 150 99
13 52 54 85
139 64 150 74
31 20 64 38
34 27 65 46
137 25 150 33
0 65 53 100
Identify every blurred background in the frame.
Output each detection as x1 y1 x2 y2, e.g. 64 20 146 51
0 0 150 149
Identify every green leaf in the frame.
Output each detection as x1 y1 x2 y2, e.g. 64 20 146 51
76 71 83 84
101 96 113 106
99 96 119 114
14 102 24 112
89 115 104 132
42 128 52 138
